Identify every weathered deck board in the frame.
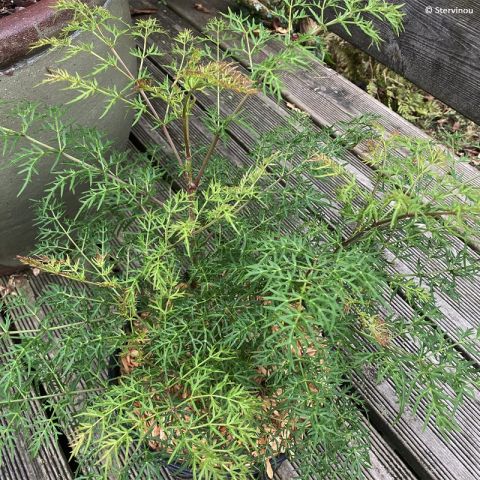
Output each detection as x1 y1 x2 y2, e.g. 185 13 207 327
0 277 73 480
326 0 480 124
0 352 73 480
361 420 417 480
357 294 480 480
1 276 104 480
357 373 480 480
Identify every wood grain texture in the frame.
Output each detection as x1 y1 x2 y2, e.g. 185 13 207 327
326 0 480 124
0 277 74 480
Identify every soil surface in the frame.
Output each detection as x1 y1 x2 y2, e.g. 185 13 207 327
0 0 38 17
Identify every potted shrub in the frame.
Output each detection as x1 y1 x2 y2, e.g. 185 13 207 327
0 2 479 479
0 0 135 272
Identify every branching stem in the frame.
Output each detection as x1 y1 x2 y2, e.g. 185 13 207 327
182 92 194 186
96 28 183 169
138 89 183 168
193 94 249 188
340 210 457 250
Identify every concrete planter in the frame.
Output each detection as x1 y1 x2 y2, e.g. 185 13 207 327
0 0 135 272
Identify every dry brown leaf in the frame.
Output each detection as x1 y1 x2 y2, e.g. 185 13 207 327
0 285 11 298
290 340 302 356
258 436 267 446
0 274 27 297
120 348 141 375
286 101 302 113
130 8 158 16
272 18 289 35
256 295 272 305
291 301 304 311
269 438 279 453
265 458 274 479
305 346 317 357
307 382 319 393
194 2 210 13
372 317 391 347
257 366 269 376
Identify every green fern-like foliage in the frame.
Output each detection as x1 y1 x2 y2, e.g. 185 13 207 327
238 0 404 46
0 2 479 480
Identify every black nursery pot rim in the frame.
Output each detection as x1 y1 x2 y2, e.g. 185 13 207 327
163 454 289 480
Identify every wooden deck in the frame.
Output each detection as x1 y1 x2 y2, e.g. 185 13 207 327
1 0 480 478
326 0 480 124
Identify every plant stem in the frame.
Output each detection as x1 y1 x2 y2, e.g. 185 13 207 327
182 92 197 223
99 33 183 169
182 93 194 187
138 89 184 168
1 318 108 336
339 210 457 250
193 94 249 188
